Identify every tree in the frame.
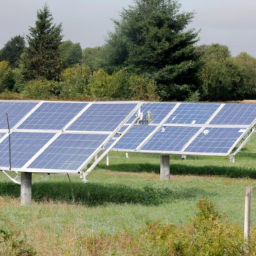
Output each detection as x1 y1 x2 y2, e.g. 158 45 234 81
59 40 82 68
103 0 202 100
21 4 63 81
199 44 244 101
234 52 256 99
82 47 103 72
0 35 25 68
0 61 15 92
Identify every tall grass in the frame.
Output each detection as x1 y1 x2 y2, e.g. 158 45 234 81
0 133 256 254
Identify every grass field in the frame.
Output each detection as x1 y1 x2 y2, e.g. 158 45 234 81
1 133 256 254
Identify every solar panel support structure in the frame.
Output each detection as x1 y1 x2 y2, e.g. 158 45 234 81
106 154 109 166
233 128 256 157
1 170 20 184
82 108 142 182
160 155 170 180
20 172 32 205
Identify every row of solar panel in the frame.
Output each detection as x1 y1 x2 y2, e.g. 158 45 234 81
0 125 246 172
0 102 137 131
127 102 256 125
0 132 109 171
0 101 255 173
110 125 247 154
1 102 256 133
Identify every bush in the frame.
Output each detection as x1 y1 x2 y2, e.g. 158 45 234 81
129 74 159 100
59 64 91 99
77 199 253 255
0 218 37 255
0 61 15 92
22 79 59 99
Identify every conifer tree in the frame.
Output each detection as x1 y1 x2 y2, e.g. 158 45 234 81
104 0 202 100
21 4 63 81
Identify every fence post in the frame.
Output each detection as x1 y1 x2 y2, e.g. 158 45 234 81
244 186 252 242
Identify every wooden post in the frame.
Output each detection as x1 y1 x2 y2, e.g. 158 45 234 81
244 186 252 242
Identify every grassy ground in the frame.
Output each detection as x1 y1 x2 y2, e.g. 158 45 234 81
1 134 256 254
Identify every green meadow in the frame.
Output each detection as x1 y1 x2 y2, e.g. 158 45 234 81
1 133 256 255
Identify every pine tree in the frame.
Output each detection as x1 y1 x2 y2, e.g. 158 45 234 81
21 4 63 81
104 0 202 100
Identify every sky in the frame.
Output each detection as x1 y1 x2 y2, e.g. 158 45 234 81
0 0 256 57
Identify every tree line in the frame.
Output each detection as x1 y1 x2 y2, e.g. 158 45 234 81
0 0 255 102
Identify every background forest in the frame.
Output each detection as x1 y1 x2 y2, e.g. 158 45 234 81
0 0 256 102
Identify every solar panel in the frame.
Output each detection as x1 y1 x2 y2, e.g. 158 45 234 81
28 133 109 170
0 102 37 129
67 103 137 131
141 126 200 152
165 103 220 124
127 102 176 124
19 102 87 130
210 104 256 125
112 125 156 150
185 128 245 154
0 132 55 168
0 101 140 173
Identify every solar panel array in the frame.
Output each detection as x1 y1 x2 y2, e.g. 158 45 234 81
1 100 256 175
112 102 256 156
0 101 139 173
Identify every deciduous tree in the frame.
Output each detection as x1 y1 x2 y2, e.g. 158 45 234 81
59 40 82 68
0 35 25 68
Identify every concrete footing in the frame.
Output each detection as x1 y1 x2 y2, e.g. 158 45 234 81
160 155 170 180
21 172 32 205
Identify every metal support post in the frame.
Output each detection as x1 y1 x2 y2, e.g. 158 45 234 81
126 153 129 159
181 155 186 160
21 172 32 205
106 154 109 166
160 155 170 180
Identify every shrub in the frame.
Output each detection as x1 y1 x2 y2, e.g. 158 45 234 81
129 74 159 101
0 61 15 92
77 199 254 255
22 79 59 99
59 64 91 99
0 220 37 255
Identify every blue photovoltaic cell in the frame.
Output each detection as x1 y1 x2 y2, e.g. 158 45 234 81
0 132 55 168
112 125 156 150
186 128 244 154
127 102 176 124
19 102 87 130
28 133 109 170
165 103 220 124
0 102 37 129
141 126 200 152
105 126 127 149
67 104 136 131
210 104 256 125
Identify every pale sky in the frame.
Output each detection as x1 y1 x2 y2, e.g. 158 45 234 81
0 0 255 57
